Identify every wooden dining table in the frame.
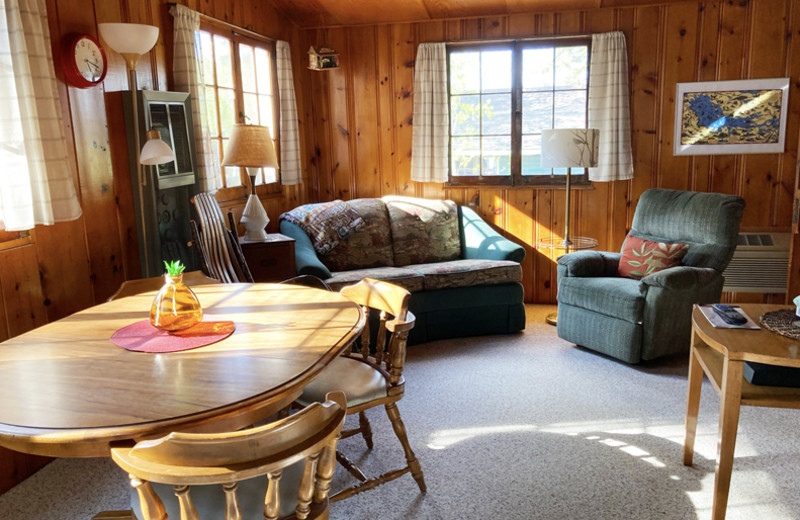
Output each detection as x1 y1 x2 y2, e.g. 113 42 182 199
0 283 364 458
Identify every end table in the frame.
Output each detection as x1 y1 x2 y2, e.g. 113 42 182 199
238 234 296 282
537 235 598 325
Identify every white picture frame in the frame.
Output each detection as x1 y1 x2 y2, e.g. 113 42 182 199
674 77 790 156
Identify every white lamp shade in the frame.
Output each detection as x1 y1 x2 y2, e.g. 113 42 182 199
140 130 175 165
221 124 279 169
540 128 600 169
98 23 159 55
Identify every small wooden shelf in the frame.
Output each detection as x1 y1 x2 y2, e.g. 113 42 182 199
694 343 800 409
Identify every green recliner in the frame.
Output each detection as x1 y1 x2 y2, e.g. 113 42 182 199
556 188 745 364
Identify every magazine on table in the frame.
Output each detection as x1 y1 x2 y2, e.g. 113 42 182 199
698 305 760 329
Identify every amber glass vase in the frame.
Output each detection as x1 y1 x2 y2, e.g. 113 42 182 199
149 274 203 332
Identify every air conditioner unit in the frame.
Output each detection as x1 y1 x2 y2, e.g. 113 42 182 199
722 232 790 293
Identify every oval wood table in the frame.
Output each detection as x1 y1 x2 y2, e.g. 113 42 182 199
0 283 364 458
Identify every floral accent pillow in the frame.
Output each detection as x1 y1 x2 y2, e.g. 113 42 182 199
280 200 364 254
617 234 690 279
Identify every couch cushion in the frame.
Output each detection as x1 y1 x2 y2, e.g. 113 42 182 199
325 266 424 293
321 199 395 271
383 196 461 266
279 200 364 254
557 276 646 324
405 259 522 290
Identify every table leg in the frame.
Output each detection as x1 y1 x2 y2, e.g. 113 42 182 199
683 337 704 466
712 357 744 520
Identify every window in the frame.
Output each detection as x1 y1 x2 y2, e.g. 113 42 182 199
448 39 590 186
197 23 279 198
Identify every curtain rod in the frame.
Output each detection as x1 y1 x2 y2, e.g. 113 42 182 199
166 2 275 42
445 33 593 45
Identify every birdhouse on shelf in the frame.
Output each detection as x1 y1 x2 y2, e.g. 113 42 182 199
308 46 339 71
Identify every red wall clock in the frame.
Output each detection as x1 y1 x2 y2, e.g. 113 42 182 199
60 33 107 88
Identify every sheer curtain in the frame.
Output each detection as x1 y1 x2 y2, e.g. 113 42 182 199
276 41 302 185
170 4 221 192
410 43 449 183
588 31 634 181
0 0 81 231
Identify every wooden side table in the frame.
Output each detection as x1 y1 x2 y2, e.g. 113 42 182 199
684 303 800 520
238 234 296 282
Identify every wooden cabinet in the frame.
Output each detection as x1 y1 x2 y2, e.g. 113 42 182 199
239 234 296 282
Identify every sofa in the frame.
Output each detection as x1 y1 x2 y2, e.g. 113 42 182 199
279 196 526 345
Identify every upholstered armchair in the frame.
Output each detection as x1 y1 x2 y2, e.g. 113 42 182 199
556 188 745 364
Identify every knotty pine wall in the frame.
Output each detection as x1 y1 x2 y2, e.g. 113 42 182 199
0 0 309 494
295 0 800 305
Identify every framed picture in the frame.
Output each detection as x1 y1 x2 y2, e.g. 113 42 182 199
674 78 790 156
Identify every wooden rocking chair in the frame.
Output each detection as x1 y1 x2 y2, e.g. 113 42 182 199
190 192 253 284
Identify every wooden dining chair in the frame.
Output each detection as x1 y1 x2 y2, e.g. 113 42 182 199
108 271 220 302
110 392 346 520
190 192 254 284
295 278 426 501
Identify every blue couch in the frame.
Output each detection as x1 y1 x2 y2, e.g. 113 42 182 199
280 196 526 345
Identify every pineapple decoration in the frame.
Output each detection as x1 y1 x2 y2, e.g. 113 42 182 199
149 260 203 332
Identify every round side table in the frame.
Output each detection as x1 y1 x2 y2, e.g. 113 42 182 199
537 236 598 325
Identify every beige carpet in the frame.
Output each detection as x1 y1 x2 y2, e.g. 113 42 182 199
2 304 799 519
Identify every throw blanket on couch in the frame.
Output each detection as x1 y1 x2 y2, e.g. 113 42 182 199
280 200 364 254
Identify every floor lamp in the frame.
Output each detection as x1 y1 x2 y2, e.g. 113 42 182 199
221 124 279 242
540 128 600 251
540 128 599 325
98 23 161 276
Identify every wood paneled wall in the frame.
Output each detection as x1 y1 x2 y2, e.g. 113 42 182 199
0 0 306 495
2 0 799 495
296 0 800 305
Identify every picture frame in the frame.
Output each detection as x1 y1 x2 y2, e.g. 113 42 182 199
674 78 790 156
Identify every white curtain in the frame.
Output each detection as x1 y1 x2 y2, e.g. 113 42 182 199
588 31 634 181
276 40 301 185
0 0 81 231
170 4 221 192
410 43 449 183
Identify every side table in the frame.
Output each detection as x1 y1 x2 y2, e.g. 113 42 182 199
537 236 598 325
684 303 800 520
239 234 296 282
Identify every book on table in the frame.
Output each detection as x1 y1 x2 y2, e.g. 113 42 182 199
698 304 760 330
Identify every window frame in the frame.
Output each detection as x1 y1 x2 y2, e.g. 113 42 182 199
446 37 592 188
198 20 281 203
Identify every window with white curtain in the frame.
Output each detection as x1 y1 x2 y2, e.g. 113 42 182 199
447 38 591 187
0 0 81 235
196 21 280 199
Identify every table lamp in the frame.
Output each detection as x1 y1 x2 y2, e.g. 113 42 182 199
221 124 279 241
540 128 599 251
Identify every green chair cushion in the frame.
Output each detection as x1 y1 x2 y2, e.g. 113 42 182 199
296 356 387 408
558 276 645 324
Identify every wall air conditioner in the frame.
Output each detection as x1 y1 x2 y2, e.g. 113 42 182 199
722 232 790 293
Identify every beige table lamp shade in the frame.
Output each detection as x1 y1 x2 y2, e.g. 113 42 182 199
221 124 278 169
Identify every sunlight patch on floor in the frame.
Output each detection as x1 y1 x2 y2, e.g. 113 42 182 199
426 419 762 466
687 471 792 520
426 424 540 449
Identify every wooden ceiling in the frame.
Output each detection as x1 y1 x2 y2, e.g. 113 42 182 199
267 0 696 28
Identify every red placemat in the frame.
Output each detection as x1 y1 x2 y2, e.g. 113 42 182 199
111 320 236 353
